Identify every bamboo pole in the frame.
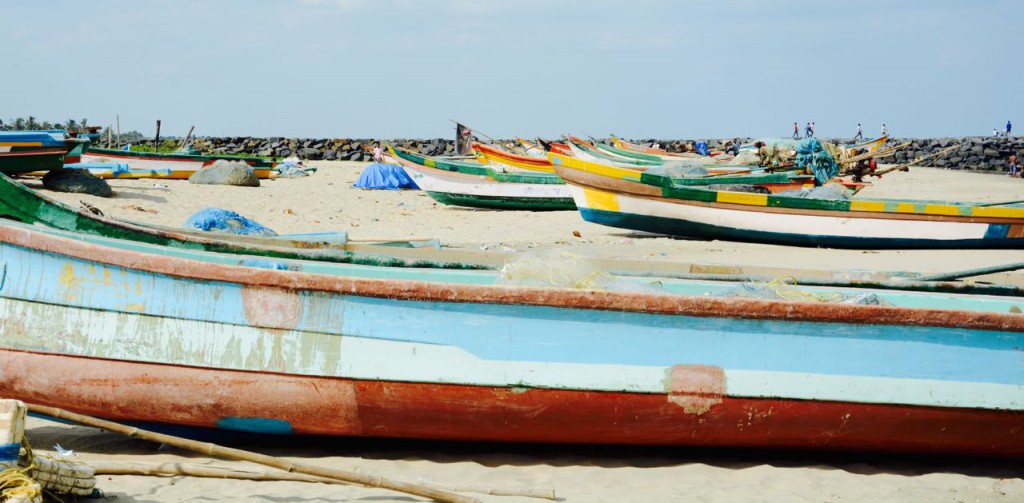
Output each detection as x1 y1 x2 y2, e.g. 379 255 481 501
25 404 478 503
917 262 1024 282
178 125 195 151
115 115 121 148
872 144 961 177
88 461 557 500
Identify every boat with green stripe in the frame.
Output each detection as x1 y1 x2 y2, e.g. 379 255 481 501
551 154 1024 249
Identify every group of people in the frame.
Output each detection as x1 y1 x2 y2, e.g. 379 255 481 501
791 122 887 141
993 120 1013 137
792 122 816 139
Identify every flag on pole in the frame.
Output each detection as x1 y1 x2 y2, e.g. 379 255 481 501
456 123 473 155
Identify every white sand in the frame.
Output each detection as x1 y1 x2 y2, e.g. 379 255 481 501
20 163 1024 502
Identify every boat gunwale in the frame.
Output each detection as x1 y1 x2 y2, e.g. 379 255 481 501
2 222 1022 333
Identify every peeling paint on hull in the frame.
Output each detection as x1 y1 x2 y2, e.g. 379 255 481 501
3 350 1022 457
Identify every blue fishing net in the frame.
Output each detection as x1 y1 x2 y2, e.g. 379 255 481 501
184 208 277 236
795 138 838 185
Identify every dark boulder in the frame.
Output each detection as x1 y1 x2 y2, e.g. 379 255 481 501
42 168 113 197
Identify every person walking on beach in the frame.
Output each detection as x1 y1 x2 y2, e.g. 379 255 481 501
854 123 863 140
372 142 384 163
805 122 812 138
1009 153 1020 178
792 122 800 139
1007 120 1013 137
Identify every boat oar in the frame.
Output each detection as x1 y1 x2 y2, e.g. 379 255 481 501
87 461 557 500
24 403 479 503
916 262 1024 282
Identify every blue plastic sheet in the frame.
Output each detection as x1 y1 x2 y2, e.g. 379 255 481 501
353 163 419 190
695 141 709 156
184 208 277 236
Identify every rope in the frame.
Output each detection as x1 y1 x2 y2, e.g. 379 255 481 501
0 464 41 503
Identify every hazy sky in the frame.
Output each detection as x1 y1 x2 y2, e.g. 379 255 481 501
3 0 1019 139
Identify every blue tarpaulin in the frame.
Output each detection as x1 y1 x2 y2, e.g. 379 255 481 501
353 163 419 190
694 141 709 156
184 208 277 236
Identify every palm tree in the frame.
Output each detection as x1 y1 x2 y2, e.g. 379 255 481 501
25 116 38 130
13 118 25 130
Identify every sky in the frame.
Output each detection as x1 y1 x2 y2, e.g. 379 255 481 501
2 0 1020 139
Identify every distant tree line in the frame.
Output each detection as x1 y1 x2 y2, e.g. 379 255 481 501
0 116 146 142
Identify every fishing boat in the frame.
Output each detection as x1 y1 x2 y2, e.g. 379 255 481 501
387 145 577 210
549 152 816 194
0 218 1021 456
472 141 555 173
79 145 278 179
552 154 1024 249
0 172 468 269
0 130 84 174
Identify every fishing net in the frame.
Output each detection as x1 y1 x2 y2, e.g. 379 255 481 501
644 160 708 177
497 250 666 293
796 138 839 184
715 278 890 305
727 151 760 166
775 184 850 200
184 208 278 236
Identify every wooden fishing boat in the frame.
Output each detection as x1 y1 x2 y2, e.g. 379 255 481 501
0 172 475 269
0 131 83 174
472 141 555 173
552 155 1024 249
387 145 577 210
549 152 816 194
0 218 1021 456
80 146 278 179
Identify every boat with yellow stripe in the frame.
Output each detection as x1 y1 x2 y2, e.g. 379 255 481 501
551 154 1024 249
472 141 555 173
0 130 84 174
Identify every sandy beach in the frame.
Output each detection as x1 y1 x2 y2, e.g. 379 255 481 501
19 163 1024 502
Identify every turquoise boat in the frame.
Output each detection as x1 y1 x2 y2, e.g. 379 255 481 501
0 218 1021 456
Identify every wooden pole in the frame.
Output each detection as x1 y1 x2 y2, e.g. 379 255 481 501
154 119 162 152
116 115 121 148
107 126 113 148
179 125 195 151
87 461 557 500
25 404 478 503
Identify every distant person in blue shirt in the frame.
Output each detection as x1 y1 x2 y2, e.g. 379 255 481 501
1007 120 1013 137
805 122 812 138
